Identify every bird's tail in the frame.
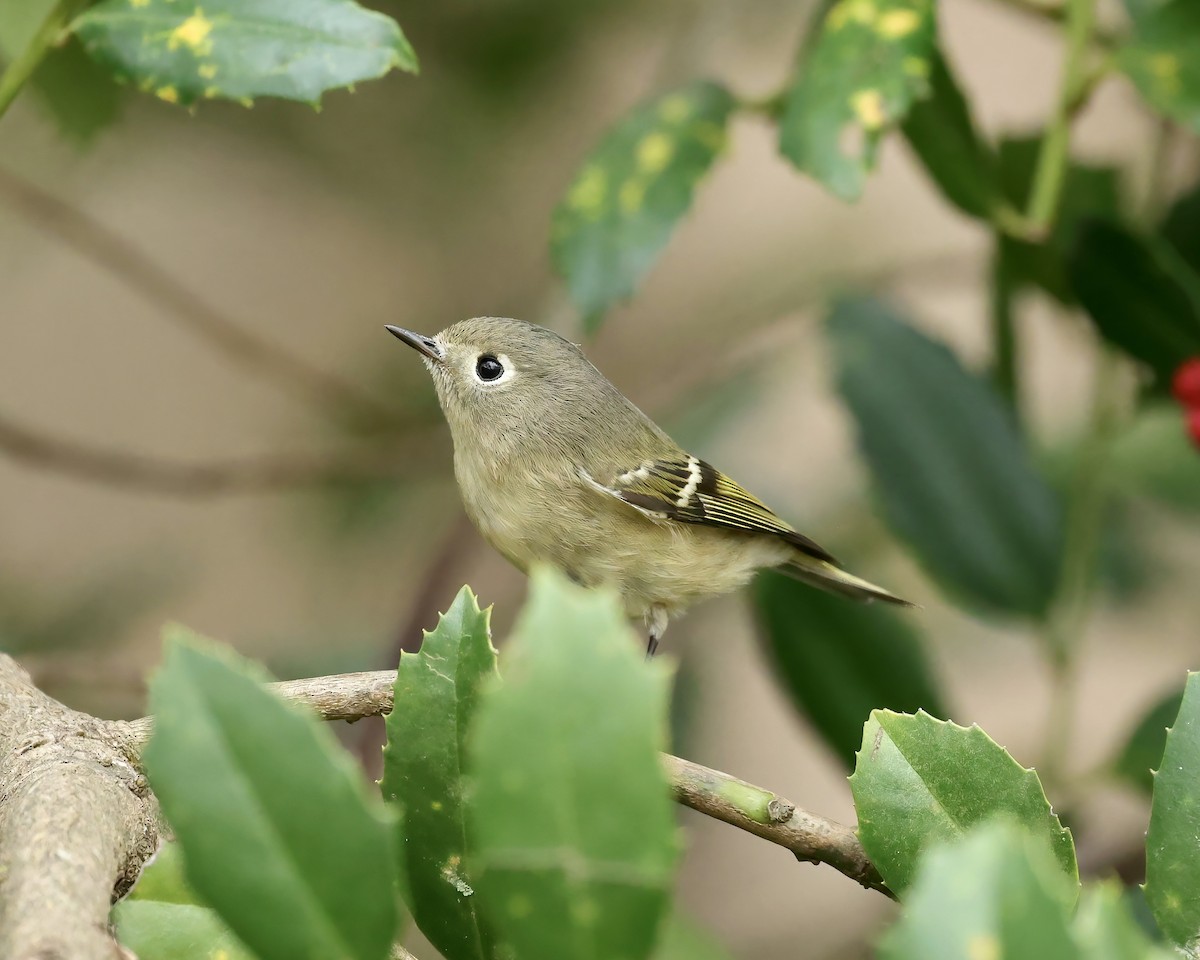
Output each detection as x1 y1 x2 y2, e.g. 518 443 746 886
778 555 913 607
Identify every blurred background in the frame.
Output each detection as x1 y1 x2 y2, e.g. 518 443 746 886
1 0 1198 956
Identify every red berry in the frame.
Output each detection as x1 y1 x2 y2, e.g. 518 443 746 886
1173 357 1200 408
1188 408 1200 450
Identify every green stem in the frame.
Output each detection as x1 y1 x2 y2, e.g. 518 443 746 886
990 248 1019 420
1025 0 1098 231
1039 350 1127 784
0 0 76 122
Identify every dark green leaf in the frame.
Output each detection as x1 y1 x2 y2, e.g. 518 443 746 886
778 0 937 200
1117 1 1200 131
380 587 501 960
112 901 256 960
143 630 398 960
71 0 417 108
1068 219 1200 385
998 137 1122 305
1109 405 1200 514
469 567 678 960
753 569 944 769
1160 180 1200 279
827 296 1065 619
878 821 1078 959
30 38 123 143
1145 671 1200 953
850 710 1077 894
901 50 1001 220
550 80 735 330
1073 883 1177 960
1114 687 1184 794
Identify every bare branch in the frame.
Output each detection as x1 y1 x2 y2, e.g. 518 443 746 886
0 408 445 496
0 165 406 430
127 667 890 896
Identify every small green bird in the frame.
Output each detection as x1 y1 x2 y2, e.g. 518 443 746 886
387 317 910 655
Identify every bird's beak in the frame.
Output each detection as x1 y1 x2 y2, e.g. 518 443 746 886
385 325 443 363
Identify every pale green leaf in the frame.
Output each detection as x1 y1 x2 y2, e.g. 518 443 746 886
469 567 678 960
113 901 256 960
143 630 398 960
878 821 1078 960
850 710 1077 894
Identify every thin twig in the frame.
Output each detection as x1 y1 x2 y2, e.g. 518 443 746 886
125 668 890 897
0 166 407 431
0 408 443 496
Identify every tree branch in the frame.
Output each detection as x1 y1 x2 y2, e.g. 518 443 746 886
0 408 444 496
0 656 160 960
0 166 407 432
126 667 890 897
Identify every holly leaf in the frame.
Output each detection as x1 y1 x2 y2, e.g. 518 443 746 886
468 567 678 960
779 0 937 200
71 0 417 108
754 569 944 769
850 710 1077 894
1117 0 1200 131
551 80 735 330
1144 671 1200 954
380 587 502 960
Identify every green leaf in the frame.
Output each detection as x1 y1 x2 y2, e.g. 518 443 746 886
778 0 937 201
129 843 199 906
30 38 124 144
654 912 732 960
850 710 1077 894
878 820 1078 960
468 567 678 960
1160 180 1200 278
550 80 734 330
113 901 256 960
1068 219 1200 385
753 569 945 769
1073 883 1177 960
901 50 1002 221
380 587 501 960
998 137 1122 305
1114 688 1184 794
71 0 417 108
1117 1 1200 132
1109 405 1200 514
827 296 1065 619
143 630 398 960
1145 671 1200 954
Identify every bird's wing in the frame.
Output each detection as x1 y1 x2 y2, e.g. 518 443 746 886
579 455 838 564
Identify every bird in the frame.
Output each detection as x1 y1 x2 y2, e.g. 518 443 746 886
386 317 910 656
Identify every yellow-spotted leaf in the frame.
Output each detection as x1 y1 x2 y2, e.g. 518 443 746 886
71 0 417 108
551 80 735 331
779 0 937 200
1117 0 1200 131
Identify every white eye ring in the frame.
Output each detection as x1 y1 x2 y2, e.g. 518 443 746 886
472 352 517 387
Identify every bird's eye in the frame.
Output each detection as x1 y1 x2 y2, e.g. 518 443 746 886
475 355 504 382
